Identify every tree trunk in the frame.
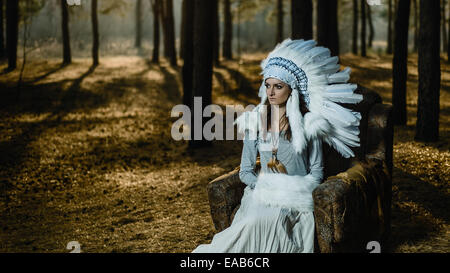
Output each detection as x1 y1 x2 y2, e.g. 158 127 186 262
61 0 71 65
236 0 241 58
387 0 393 54
416 0 440 141
394 0 399 18
5 0 18 68
135 0 142 48
213 0 220 66
352 0 358 54
442 0 447 52
291 0 313 40
161 1 168 58
413 0 418 52
317 0 339 56
189 0 215 148
151 0 161 63
360 0 367 57
91 0 99 66
180 0 186 60
182 0 194 107
223 0 232 60
367 2 374 48
161 0 177 66
276 0 284 44
393 0 411 125
448 0 450 61
6 0 19 70
0 0 5 59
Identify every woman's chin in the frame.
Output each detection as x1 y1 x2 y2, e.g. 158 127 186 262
269 101 286 106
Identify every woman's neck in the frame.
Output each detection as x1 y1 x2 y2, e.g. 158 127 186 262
270 104 287 132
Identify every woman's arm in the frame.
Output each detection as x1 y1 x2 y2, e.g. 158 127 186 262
308 137 324 182
238 130 258 189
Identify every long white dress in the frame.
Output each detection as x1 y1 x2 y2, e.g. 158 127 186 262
192 130 324 253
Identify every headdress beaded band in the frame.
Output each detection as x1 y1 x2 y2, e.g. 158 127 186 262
264 57 310 107
235 38 364 158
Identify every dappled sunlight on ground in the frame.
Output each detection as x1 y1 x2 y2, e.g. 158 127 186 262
0 53 448 252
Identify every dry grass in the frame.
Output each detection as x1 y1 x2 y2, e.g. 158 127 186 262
0 52 448 253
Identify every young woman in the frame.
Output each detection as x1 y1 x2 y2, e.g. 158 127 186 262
192 39 363 253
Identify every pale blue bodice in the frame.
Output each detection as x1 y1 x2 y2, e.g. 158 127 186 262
239 130 324 189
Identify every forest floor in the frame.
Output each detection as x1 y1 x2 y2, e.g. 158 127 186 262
0 52 448 253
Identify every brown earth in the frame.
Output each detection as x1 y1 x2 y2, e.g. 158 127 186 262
0 52 448 253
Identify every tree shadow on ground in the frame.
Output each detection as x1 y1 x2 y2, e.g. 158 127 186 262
159 64 182 105
74 131 243 176
26 62 67 84
394 123 450 153
0 65 99 197
386 167 449 252
0 60 179 251
213 71 258 107
215 63 260 104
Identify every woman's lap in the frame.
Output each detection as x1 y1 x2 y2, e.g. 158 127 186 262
192 186 314 253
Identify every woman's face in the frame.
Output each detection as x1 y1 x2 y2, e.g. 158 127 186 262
265 78 292 105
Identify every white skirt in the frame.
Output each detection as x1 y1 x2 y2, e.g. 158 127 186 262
192 173 319 253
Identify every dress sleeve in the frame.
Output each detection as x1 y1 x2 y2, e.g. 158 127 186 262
238 130 258 189
307 137 324 182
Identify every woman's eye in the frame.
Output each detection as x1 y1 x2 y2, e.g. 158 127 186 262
276 85 283 89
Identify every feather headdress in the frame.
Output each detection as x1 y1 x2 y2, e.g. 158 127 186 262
234 38 363 158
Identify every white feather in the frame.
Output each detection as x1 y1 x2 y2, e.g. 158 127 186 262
321 101 361 126
325 83 358 93
327 67 351 83
287 89 308 153
303 112 331 140
324 93 364 104
325 136 356 158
